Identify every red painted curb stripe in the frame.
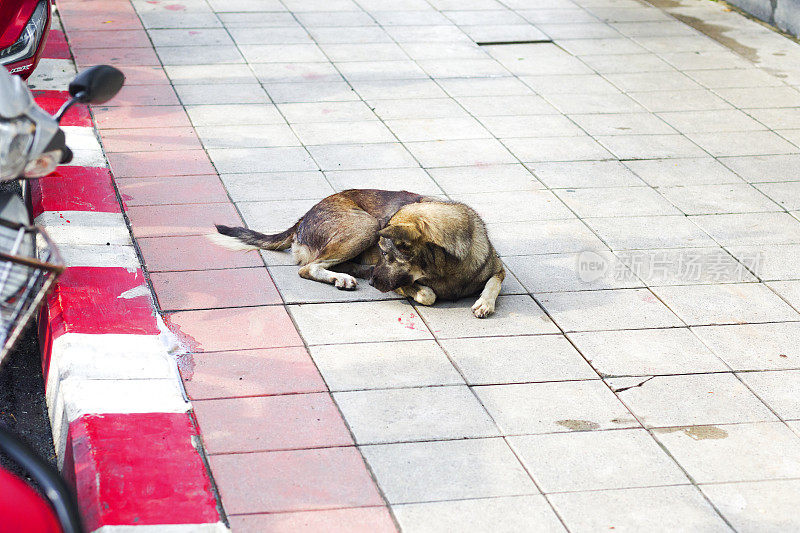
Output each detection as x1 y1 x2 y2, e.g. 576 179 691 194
32 90 92 127
62 413 220 531
40 266 159 382
44 266 159 338
42 29 71 60
30 166 120 217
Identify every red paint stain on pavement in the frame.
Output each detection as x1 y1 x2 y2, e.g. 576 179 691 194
165 4 186 10
397 312 419 330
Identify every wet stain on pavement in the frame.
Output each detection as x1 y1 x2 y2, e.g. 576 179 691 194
557 419 601 431
655 425 729 440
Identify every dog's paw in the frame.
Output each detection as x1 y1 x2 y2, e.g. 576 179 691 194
334 274 357 290
413 286 436 306
471 298 495 318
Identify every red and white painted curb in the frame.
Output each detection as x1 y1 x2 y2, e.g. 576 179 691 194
26 18 227 533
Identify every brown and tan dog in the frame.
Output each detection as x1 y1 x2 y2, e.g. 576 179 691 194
211 189 504 317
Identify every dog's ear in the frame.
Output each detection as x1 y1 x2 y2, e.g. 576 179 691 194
378 222 421 246
416 218 472 260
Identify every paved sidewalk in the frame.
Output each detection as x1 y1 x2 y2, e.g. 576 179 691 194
63 0 800 530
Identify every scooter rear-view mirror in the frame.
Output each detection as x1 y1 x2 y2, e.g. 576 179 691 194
54 65 125 122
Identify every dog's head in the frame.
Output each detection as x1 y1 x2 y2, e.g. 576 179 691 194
369 222 424 293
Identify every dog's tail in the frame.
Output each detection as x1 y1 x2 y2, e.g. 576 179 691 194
210 222 298 251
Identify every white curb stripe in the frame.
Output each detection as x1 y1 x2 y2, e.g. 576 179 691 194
36 211 132 246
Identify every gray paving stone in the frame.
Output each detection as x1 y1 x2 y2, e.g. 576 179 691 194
441 334 598 385
351 79 447 100
738 370 800 420
603 71 702 92
292 121 396 145
165 64 257 85
584 215 716 250
360 438 538 503
370 98 468 120
503 136 615 162
657 184 781 215
457 95 559 117
550 486 730 533
488 219 608 256
405 139 517 168
766 280 800 310
229 26 313 45
504 252 642 293
392 496 566 533
596 134 709 159
529 160 645 189
208 147 318 174
701 479 800 532
155 44 244 63
521 74 620 95
452 190 574 223
195 124 300 148
581 53 674 74
568 113 676 136
651 283 800 326
719 154 800 182
556 187 680 218
657 109 768 133
289 300 433 345
692 322 800 371
509 429 688 492
268 265 400 304
617 247 757 286
277 101 377 123
309 340 463 391
478 115 584 138
715 86 800 108
220 171 332 202
175 83 269 105
385 117 492 142
237 198 322 237
251 61 344 84
686 131 799 158
610 373 777 428
623 158 744 187
475 380 638 435
544 92 645 114
687 68 785 88
537 288 683 332
728 244 800 281
334 386 497 444
629 90 732 112
324 167 444 195
239 43 327 63
307 143 419 170
262 81 359 103
653 422 800 483
427 164 542 194
568 328 728 377
184 104 285 126
416 294 559 338
691 213 800 246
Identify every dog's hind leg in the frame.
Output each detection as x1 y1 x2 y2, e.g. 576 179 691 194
472 268 505 318
299 260 358 290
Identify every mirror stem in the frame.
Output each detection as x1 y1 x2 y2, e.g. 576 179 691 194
53 91 87 123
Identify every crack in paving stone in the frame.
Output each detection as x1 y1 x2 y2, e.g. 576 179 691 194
612 376 655 393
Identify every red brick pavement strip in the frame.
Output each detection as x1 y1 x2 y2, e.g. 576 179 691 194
51 0 399 529
32 26 226 533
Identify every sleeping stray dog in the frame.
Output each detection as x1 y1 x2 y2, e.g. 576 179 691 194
211 189 504 318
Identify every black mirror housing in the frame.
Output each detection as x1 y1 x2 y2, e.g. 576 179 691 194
68 65 125 105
